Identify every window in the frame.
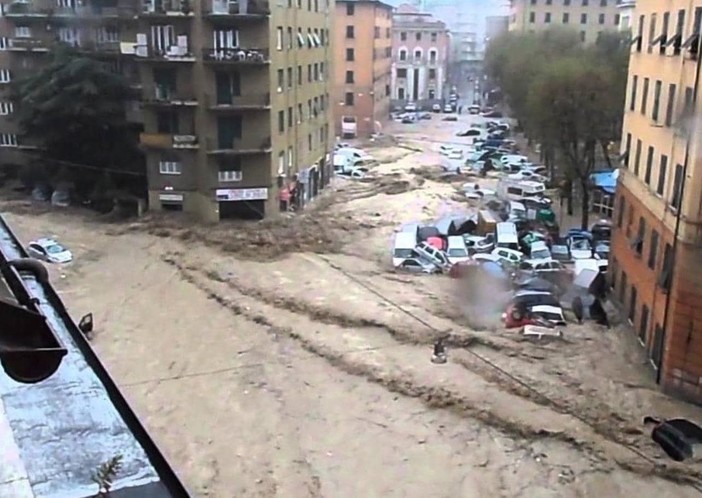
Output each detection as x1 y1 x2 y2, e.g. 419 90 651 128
629 286 637 323
641 77 649 114
287 67 293 89
660 12 670 54
431 32 437 42
671 163 684 210
414 49 421 60
374 27 380 39
582 0 589 4
308 133 312 151
398 88 405 100
529 12 535 23
644 146 654 185
346 26 354 39
634 139 642 175
429 50 437 63
15 26 30 38
639 305 649 343
635 217 645 255
564 0 570 4
665 84 676 126
345 92 354 106
624 133 631 168
399 49 407 61
684 86 694 114
620 271 627 304
429 68 436 79
346 48 354 61
346 2 354 15
545 13 551 23
428 89 435 99
648 14 657 54
277 69 284 92
400 31 406 41
617 195 626 228
276 27 283 50
287 106 293 127
563 13 569 23
657 155 668 196
581 13 587 24
218 168 242 182
297 65 302 85
416 32 421 41
159 160 181 175
614 14 620 26
345 70 354 83
286 27 293 49
599 14 605 25
297 103 302 122
278 110 284 133
673 10 685 55
648 230 659 270
659 244 673 291
629 75 638 111
0 102 13 115
396 68 407 78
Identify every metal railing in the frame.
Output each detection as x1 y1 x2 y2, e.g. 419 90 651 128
144 86 197 104
202 0 270 16
7 37 49 50
205 92 270 107
202 47 269 63
206 136 271 152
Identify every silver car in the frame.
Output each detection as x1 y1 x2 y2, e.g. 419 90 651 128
396 258 441 274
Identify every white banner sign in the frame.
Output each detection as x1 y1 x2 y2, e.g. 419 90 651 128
216 188 268 202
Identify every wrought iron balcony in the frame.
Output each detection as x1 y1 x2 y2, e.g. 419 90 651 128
202 0 270 18
206 136 271 155
202 47 269 64
140 132 199 149
143 87 197 106
205 92 270 110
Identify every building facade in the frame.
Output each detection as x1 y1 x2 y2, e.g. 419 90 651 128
509 0 622 44
334 0 392 138
390 4 449 109
0 0 335 222
617 0 636 31
612 0 702 402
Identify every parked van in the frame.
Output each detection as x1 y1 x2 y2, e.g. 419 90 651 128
497 179 546 201
495 222 519 250
392 232 418 267
446 236 470 264
341 116 357 138
509 201 527 219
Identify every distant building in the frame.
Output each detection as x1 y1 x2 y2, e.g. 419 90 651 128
486 15 510 42
617 0 636 31
391 4 449 108
509 0 621 44
334 0 394 138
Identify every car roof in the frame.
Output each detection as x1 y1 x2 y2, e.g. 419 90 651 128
531 305 564 314
514 289 552 297
35 238 59 246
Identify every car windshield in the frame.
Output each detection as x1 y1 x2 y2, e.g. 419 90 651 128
448 248 468 257
536 311 564 322
394 248 415 259
572 239 590 250
552 246 568 254
531 249 550 259
46 244 65 254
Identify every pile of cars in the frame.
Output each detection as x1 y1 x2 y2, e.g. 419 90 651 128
332 145 375 179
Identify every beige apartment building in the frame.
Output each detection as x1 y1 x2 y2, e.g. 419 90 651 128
509 0 621 43
333 0 392 138
0 0 334 222
611 0 702 402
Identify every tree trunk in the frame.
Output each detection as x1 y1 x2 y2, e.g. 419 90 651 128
580 178 590 230
566 179 574 216
600 140 612 169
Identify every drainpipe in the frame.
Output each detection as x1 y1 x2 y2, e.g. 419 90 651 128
657 31 702 384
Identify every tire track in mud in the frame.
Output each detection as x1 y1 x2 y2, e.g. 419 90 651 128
161 254 702 490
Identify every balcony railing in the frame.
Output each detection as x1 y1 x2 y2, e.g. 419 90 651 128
206 92 270 109
143 87 197 105
202 48 269 64
135 46 196 61
206 136 271 154
4 3 138 19
3 2 48 17
202 0 270 16
7 37 49 51
141 0 194 16
140 132 199 149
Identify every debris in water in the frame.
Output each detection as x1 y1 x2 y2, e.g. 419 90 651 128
643 416 702 462
431 337 447 364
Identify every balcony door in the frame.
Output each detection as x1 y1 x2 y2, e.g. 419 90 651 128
151 25 175 53
217 116 242 149
215 71 240 105
154 68 177 100
213 29 238 57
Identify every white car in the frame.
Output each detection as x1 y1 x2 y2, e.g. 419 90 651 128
500 155 529 165
404 102 417 112
448 149 464 160
530 305 567 326
472 253 501 264
27 238 73 263
439 144 454 155
569 238 593 259
491 247 524 265
464 234 495 253
432 104 441 112
337 167 367 179
415 242 451 268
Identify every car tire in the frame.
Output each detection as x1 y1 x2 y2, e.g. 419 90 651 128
511 308 524 321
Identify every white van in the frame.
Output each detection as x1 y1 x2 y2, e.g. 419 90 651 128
495 222 519 250
341 116 357 138
497 179 546 201
392 232 417 267
446 236 470 264
333 153 351 172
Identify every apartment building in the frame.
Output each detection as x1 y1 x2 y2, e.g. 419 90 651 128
334 0 393 138
612 0 702 402
390 4 449 109
0 0 334 222
617 0 636 31
509 0 621 44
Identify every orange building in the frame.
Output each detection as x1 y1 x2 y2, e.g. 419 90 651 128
611 0 702 402
334 0 393 138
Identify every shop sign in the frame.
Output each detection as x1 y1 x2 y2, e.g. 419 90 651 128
216 188 268 202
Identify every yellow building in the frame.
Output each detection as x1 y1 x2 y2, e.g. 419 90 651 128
509 0 621 43
611 0 702 402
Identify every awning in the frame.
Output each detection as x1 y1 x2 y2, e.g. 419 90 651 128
589 170 618 195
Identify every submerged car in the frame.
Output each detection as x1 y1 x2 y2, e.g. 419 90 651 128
27 238 73 263
396 258 441 274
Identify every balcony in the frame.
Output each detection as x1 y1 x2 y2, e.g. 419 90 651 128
7 37 49 52
206 93 270 110
202 48 269 65
206 136 271 155
202 0 270 19
141 0 194 17
140 132 199 149
76 40 123 55
143 87 197 106
49 5 138 20
2 1 49 19
135 45 196 62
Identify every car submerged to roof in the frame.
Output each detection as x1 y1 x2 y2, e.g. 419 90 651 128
27 238 73 263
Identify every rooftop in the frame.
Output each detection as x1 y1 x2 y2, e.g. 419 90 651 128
0 214 190 498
